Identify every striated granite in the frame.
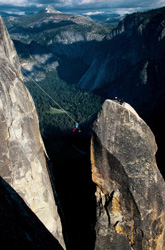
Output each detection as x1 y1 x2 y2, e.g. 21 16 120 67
91 99 165 250
0 16 65 249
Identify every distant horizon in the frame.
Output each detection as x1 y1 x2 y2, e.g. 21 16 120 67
0 0 164 16
0 6 164 18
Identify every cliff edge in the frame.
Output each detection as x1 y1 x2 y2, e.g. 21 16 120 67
0 16 65 249
91 99 165 250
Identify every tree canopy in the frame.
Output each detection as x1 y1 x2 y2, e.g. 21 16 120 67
25 70 103 140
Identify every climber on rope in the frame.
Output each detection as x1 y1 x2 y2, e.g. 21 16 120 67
73 123 79 132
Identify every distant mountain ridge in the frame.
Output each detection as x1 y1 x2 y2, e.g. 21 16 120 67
4 6 108 43
4 7 114 82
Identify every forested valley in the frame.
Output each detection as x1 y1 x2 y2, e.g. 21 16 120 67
25 70 103 140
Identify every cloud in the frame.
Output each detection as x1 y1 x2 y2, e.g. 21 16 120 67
0 0 27 6
16 0 62 3
32 0 63 4
76 0 165 9
0 0 63 8
0 0 164 14
83 11 104 15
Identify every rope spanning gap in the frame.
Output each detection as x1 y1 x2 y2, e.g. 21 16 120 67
78 112 96 126
22 68 98 128
21 68 78 124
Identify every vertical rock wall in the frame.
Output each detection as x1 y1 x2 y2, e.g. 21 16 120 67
0 16 65 249
91 100 165 250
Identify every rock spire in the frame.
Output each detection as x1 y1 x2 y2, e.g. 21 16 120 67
91 99 165 250
0 16 65 249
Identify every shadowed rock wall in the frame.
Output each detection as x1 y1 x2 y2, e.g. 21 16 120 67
0 177 64 249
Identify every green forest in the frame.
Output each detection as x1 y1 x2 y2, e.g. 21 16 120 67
25 70 104 140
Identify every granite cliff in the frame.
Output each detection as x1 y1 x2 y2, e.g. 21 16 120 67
77 7 165 97
91 99 165 250
0 16 65 249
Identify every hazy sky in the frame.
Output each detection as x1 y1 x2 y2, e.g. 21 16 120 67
0 0 164 15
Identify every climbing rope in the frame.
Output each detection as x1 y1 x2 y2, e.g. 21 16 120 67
78 112 96 126
22 68 78 124
21 68 97 128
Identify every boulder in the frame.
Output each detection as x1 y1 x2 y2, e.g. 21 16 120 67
91 99 165 250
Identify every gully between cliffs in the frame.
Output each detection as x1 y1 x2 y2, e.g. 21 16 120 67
45 134 96 250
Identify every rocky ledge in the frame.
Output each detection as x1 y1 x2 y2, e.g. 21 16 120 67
91 99 165 250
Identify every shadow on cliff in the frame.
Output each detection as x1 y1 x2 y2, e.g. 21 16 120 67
46 134 96 250
49 40 102 85
0 177 63 250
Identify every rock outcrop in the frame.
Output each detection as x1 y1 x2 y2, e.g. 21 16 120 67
91 99 165 250
0 16 65 249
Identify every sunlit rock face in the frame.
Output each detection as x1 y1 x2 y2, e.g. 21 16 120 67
91 99 165 250
0 16 65 249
